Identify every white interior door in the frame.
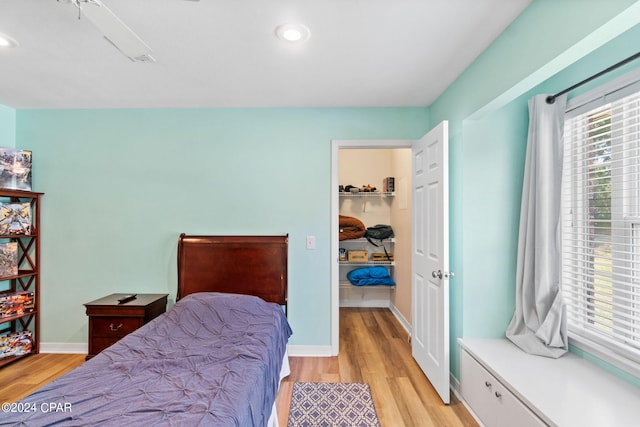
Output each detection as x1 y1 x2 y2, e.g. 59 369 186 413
411 121 450 404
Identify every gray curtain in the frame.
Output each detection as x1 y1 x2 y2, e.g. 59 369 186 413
505 94 568 358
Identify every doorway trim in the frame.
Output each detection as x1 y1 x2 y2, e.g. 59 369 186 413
330 138 413 355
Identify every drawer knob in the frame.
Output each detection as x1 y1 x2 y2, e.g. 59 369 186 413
484 381 491 388
109 323 123 331
495 391 502 398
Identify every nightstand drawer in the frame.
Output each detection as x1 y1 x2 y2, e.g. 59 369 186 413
84 293 168 360
91 316 141 336
91 337 123 354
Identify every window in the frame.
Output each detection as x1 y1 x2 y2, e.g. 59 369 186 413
562 70 640 372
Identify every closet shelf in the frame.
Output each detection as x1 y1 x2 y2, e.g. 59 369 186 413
339 192 394 197
339 261 394 266
340 238 395 243
339 280 395 288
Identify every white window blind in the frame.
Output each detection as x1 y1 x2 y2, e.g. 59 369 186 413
562 77 640 366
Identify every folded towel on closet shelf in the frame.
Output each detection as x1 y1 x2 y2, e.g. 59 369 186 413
339 215 366 240
347 266 396 286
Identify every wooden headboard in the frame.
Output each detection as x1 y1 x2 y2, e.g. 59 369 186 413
177 234 288 310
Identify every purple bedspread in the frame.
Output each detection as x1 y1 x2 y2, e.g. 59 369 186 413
1 292 292 426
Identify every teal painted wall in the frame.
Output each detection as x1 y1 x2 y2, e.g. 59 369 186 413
460 102 528 338
428 0 639 380
8 0 640 388
16 107 429 345
0 105 16 148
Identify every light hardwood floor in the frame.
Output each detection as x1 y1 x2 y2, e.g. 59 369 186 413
276 308 478 426
0 307 478 426
0 353 85 403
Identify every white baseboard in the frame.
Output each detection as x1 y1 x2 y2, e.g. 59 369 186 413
286 345 333 357
450 372 461 395
40 342 330 359
40 342 88 354
450 372 484 426
388 303 411 336
40 342 332 358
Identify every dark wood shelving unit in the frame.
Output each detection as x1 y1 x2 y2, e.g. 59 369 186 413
0 189 42 368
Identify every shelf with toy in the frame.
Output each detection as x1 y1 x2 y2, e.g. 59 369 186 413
0 189 42 366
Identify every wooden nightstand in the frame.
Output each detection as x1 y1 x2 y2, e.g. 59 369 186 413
84 293 168 360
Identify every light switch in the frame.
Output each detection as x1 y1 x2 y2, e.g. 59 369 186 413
306 235 316 249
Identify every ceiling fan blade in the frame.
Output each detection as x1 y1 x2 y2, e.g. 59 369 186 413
78 0 154 62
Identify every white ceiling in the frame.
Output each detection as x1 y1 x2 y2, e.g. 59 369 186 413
0 0 532 110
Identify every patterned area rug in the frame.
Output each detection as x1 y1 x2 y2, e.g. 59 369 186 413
288 382 381 427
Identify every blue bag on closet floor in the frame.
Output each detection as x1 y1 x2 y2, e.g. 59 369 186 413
347 266 395 286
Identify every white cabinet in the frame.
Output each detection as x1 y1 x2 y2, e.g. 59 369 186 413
459 338 640 427
461 348 546 427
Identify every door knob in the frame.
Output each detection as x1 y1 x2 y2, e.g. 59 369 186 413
431 270 454 280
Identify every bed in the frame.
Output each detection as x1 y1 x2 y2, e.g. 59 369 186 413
1 234 292 426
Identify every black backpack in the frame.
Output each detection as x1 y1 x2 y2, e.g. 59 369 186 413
364 224 395 261
364 224 394 244
365 225 394 261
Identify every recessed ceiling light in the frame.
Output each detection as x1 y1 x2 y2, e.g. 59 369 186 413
0 33 18 48
275 24 310 43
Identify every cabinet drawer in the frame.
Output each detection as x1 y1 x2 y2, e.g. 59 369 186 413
461 350 545 427
91 316 141 336
91 337 121 354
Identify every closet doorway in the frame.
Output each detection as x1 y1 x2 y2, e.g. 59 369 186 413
331 139 413 356
331 122 451 404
